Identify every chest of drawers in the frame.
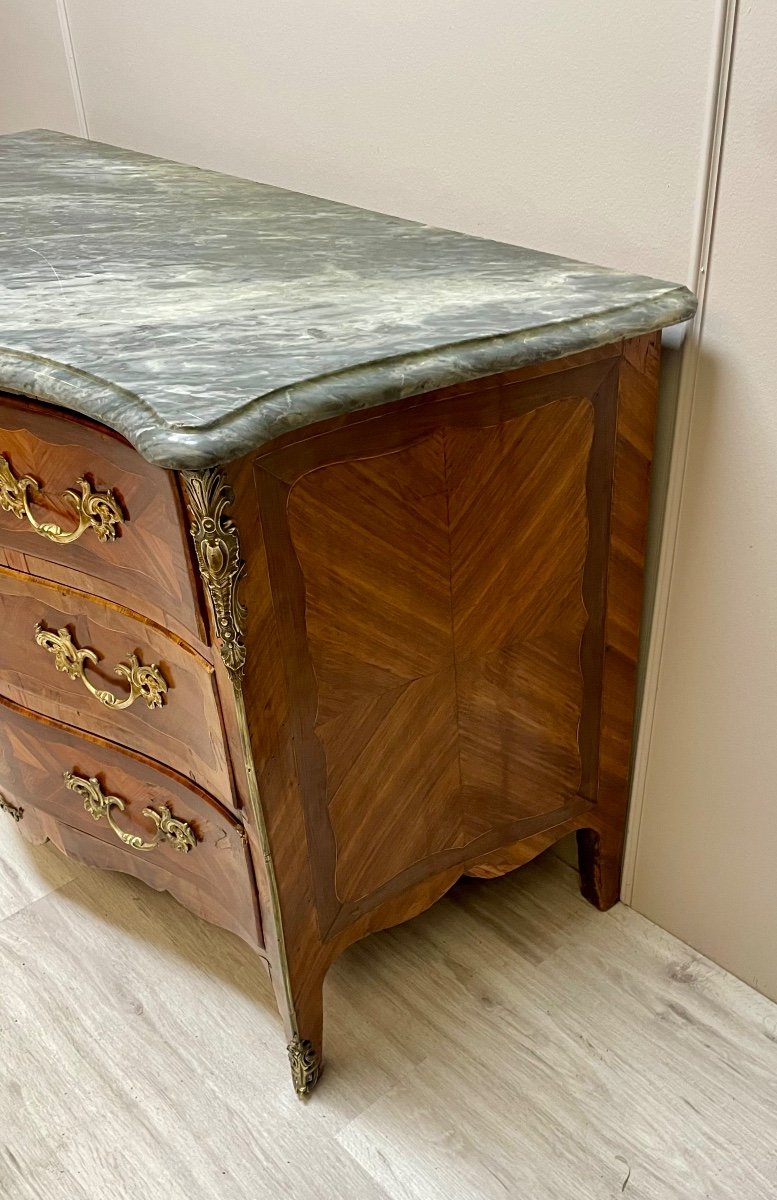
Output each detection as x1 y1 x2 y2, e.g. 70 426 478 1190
0 130 696 1097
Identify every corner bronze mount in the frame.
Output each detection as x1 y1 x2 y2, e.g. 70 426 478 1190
181 468 246 683
182 466 307 1098
287 1036 322 1099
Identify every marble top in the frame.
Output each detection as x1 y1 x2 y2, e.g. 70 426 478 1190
0 130 696 469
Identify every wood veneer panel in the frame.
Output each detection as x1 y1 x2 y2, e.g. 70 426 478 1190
284 395 599 908
249 360 615 941
446 401 594 831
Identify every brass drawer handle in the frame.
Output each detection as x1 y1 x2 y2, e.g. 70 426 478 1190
0 453 123 544
64 771 196 853
34 623 168 711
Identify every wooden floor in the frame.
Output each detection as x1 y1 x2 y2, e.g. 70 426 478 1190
1 823 776 1200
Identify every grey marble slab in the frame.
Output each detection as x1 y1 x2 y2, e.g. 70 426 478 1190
0 130 696 469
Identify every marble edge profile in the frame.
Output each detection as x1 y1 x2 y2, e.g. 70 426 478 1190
0 286 696 470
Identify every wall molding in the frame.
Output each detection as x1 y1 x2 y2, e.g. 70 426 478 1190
56 0 89 138
620 0 740 903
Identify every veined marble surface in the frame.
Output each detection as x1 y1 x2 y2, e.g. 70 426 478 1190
0 130 696 469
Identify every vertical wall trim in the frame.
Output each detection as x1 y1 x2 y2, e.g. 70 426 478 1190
56 0 89 138
620 0 739 903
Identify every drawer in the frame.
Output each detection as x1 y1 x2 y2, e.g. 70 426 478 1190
0 394 204 645
0 566 232 803
0 694 261 948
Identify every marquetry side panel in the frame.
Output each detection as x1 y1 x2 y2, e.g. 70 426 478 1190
446 402 593 829
287 430 460 906
285 397 597 908
247 360 620 941
218 338 659 1073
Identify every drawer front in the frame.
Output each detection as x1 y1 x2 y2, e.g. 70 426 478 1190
0 567 231 802
0 394 204 644
0 694 261 948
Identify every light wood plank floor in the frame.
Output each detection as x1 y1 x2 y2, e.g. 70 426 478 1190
1 817 776 1200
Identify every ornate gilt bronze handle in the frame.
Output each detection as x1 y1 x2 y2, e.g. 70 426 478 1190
34 623 168 711
64 771 196 853
0 453 123 544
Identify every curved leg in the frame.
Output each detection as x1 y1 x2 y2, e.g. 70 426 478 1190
576 826 623 911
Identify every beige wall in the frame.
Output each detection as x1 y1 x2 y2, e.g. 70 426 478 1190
6 3 775 999
630 1 777 1001
0 0 81 135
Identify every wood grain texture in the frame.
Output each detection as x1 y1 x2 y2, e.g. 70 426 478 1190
0 695 261 947
281 391 602 918
1 846 776 1200
0 393 206 645
0 566 231 803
